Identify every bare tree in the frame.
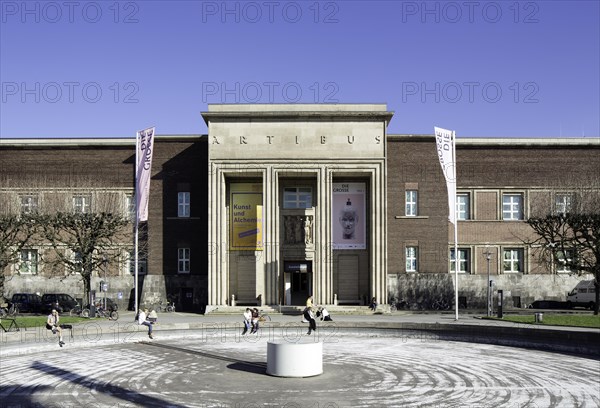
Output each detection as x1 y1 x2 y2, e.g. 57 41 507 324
0 192 39 304
37 191 132 306
526 179 600 314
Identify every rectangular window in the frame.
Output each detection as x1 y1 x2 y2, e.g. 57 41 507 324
405 190 418 216
20 195 39 214
20 249 38 274
503 249 524 273
456 193 470 220
555 193 573 216
405 246 418 272
178 192 191 218
556 249 574 273
73 251 83 274
125 194 135 221
128 250 147 275
502 193 523 220
450 248 470 273
283 187 312 209
73 195 91 214
178 248 190 273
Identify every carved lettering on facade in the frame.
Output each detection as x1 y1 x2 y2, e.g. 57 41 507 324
348 135 355 144
321 136 327 144
212 135 220 144
240 136 247 144
267 135 274 144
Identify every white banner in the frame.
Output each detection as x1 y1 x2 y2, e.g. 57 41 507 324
136 127 155 222
434 127 456 225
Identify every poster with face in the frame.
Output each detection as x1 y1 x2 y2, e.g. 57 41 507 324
332 183 366 249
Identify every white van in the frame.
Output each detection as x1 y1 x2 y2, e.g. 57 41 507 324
566 280 597 309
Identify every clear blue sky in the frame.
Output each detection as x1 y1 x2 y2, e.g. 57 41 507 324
1 0 598 138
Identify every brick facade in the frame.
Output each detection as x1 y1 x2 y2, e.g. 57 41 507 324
1 132 598 311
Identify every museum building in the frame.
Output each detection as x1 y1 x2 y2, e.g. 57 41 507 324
1 104 598 311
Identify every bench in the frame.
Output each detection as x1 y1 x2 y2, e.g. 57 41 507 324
0 318 20 333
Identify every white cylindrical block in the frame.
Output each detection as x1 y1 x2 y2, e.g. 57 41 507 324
266 341 323 377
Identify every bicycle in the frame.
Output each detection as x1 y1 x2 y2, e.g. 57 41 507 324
69 304 91 318
0 303 20 317
93 304 119 320
155 300 176 313
431 299 451 311
389 299 410 312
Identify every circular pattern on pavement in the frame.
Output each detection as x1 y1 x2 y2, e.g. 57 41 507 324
1 329 598 408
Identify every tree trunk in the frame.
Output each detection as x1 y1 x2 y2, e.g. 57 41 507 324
594 279 599 316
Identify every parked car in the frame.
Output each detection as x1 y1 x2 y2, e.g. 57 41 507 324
528 300 568 310
10 293 43 313
41 293 79 313
567 280 597 310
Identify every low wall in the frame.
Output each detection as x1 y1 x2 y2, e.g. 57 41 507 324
388 273 593 309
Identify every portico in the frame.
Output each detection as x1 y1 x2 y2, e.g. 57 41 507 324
202 104 393 306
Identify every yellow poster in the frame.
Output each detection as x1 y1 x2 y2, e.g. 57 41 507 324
230 184 263 250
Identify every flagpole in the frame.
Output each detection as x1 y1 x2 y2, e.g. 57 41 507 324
453 131 459 321
134 132 139 317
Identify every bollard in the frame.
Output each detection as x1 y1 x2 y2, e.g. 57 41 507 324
535 312 543 323
497 290 503 318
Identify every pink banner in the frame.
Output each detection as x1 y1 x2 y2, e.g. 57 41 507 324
136 127 155 222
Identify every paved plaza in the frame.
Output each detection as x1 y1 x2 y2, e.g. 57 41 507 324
1 313 599 408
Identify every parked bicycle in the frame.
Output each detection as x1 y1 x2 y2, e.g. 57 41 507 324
70 303 118 320
69 304 90 318
0 303 19 318
95 305 119 320
430 298 451 311
155 300 176 313
389 298 410 312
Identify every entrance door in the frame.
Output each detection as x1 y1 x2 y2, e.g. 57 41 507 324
284 261 312 305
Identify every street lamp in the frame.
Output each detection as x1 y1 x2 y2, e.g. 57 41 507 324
483 248 493 317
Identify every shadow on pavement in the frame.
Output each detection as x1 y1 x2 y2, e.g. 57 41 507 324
30 361 188 408
141 341 267 375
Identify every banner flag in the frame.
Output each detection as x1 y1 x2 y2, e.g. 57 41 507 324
434 127 456 225
136 127 155 222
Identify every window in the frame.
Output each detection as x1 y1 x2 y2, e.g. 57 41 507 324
178 248 190 273
556 249 574 273
456 193 470 220
20 195 39 214
555 193 573 216
502 193 523 220
73 195 91 213
125 194 135 220
283 187 312 209
405 190 418 216
178 192 190 217
20 249 38 274
503 249 524 273
72 251 83 274
450 248 470 273
128 250 147 275
405 246 418 272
